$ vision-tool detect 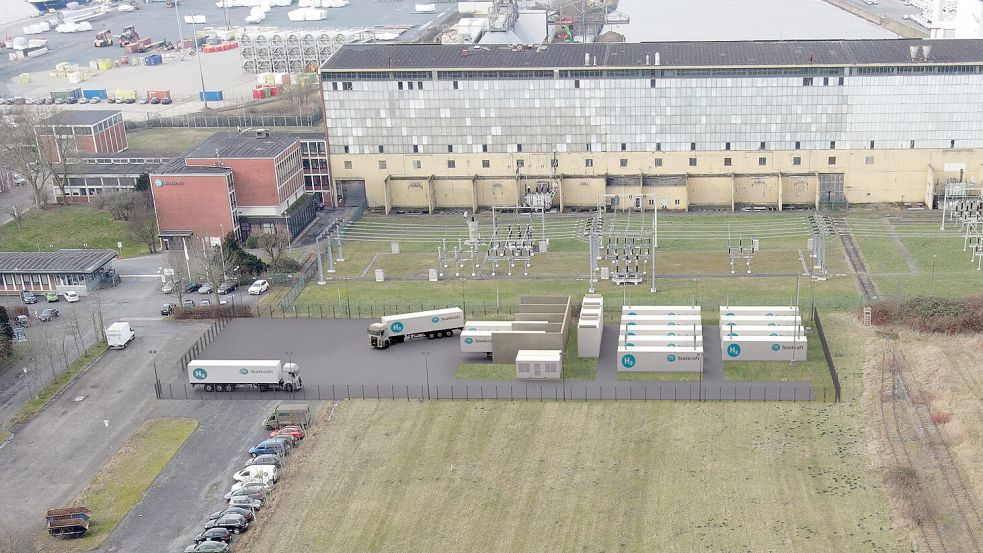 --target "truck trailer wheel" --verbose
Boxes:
[427,332,435,339]
[204,384,214,392]
[284,384,294,392]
